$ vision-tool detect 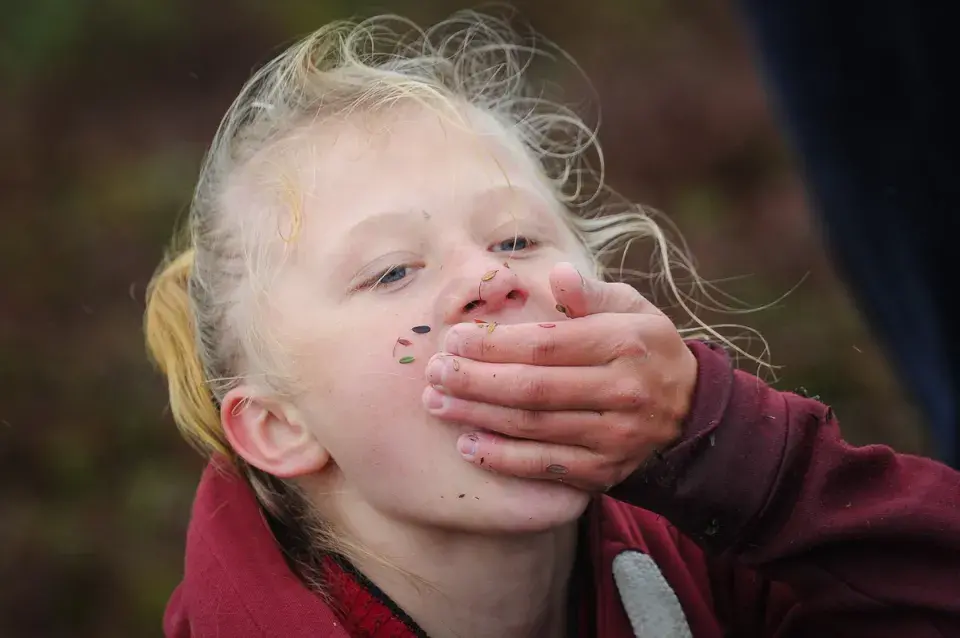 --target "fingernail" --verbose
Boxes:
[458,433,479,459]
[422,386,446,411]
[425,356,449,386]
